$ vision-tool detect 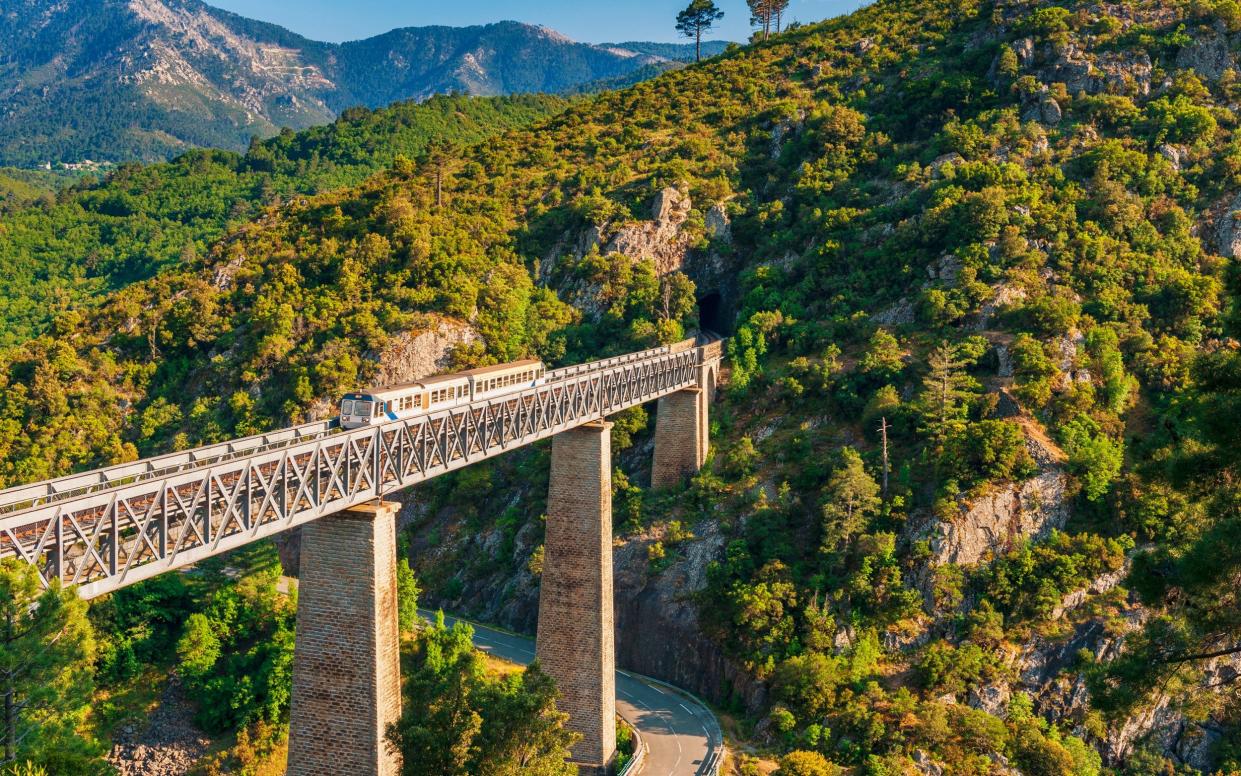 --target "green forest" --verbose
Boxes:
[0,94,566,348]
[1,0,1240,772]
